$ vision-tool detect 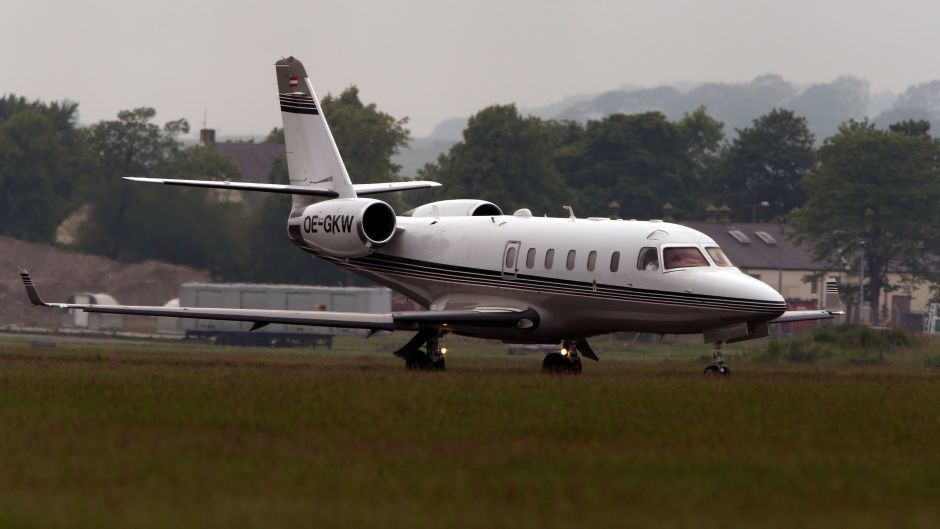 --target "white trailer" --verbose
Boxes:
[176,283,392,347]
[61,293,123,330]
